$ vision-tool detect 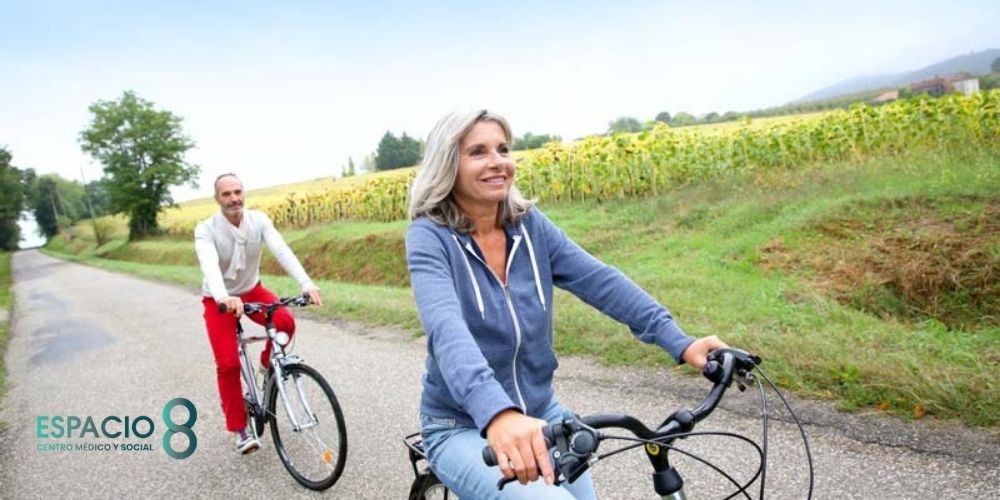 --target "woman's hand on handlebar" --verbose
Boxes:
[220,296,245,318]
[682,335,728,369]
[303,287,323,307]
[485,409,555,486]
